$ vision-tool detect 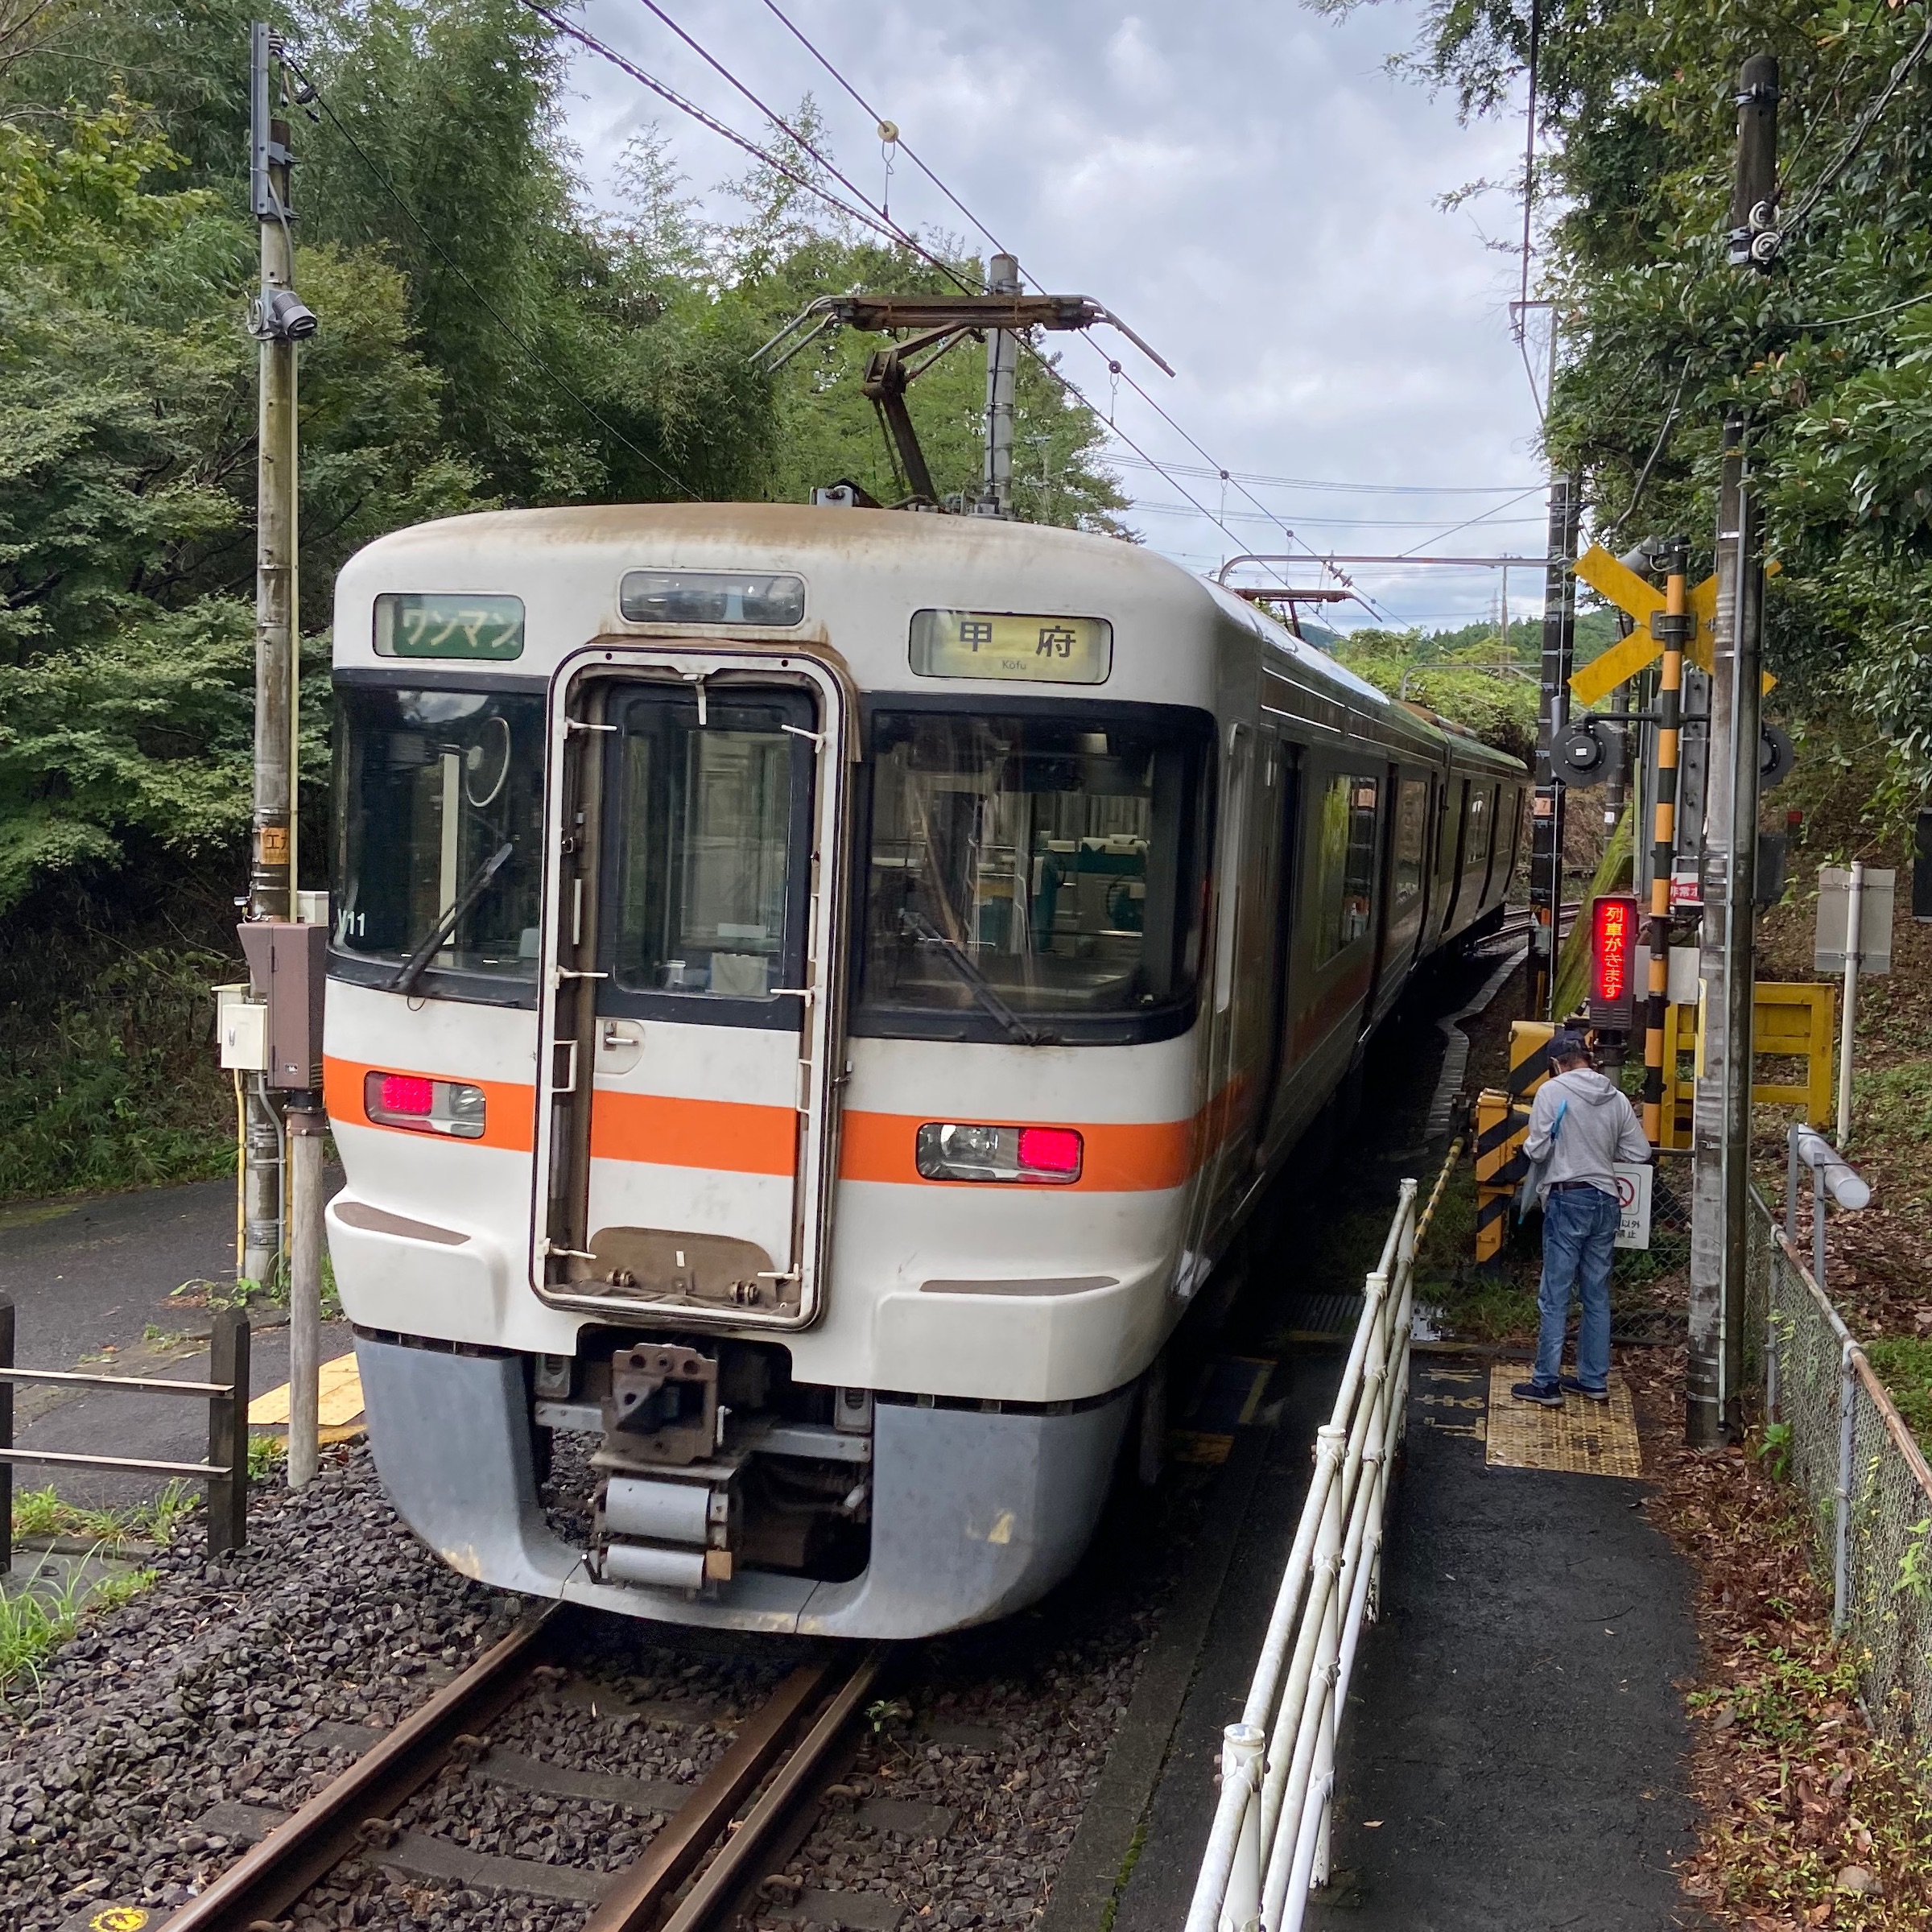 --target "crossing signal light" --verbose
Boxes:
[1588,894,1640,1030]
